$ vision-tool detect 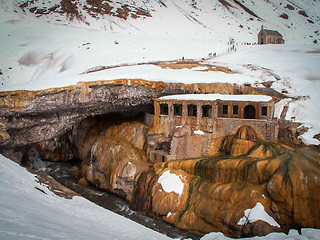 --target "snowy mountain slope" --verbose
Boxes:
[1,0,320,43]
[0,154,171,240]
